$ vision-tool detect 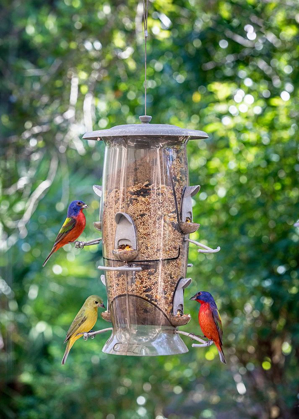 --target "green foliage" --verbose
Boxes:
[1,0,299,418]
